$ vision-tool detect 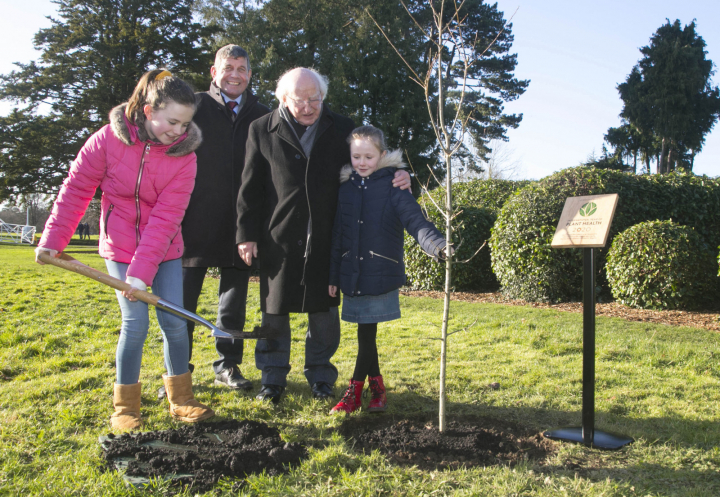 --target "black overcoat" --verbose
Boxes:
[181,84,270,268]
[236,105,355,314]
